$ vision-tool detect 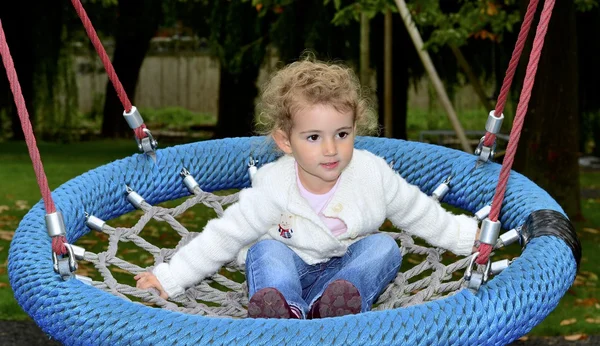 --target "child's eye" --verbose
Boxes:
[337,131,349,139]
[307,134,320,142]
